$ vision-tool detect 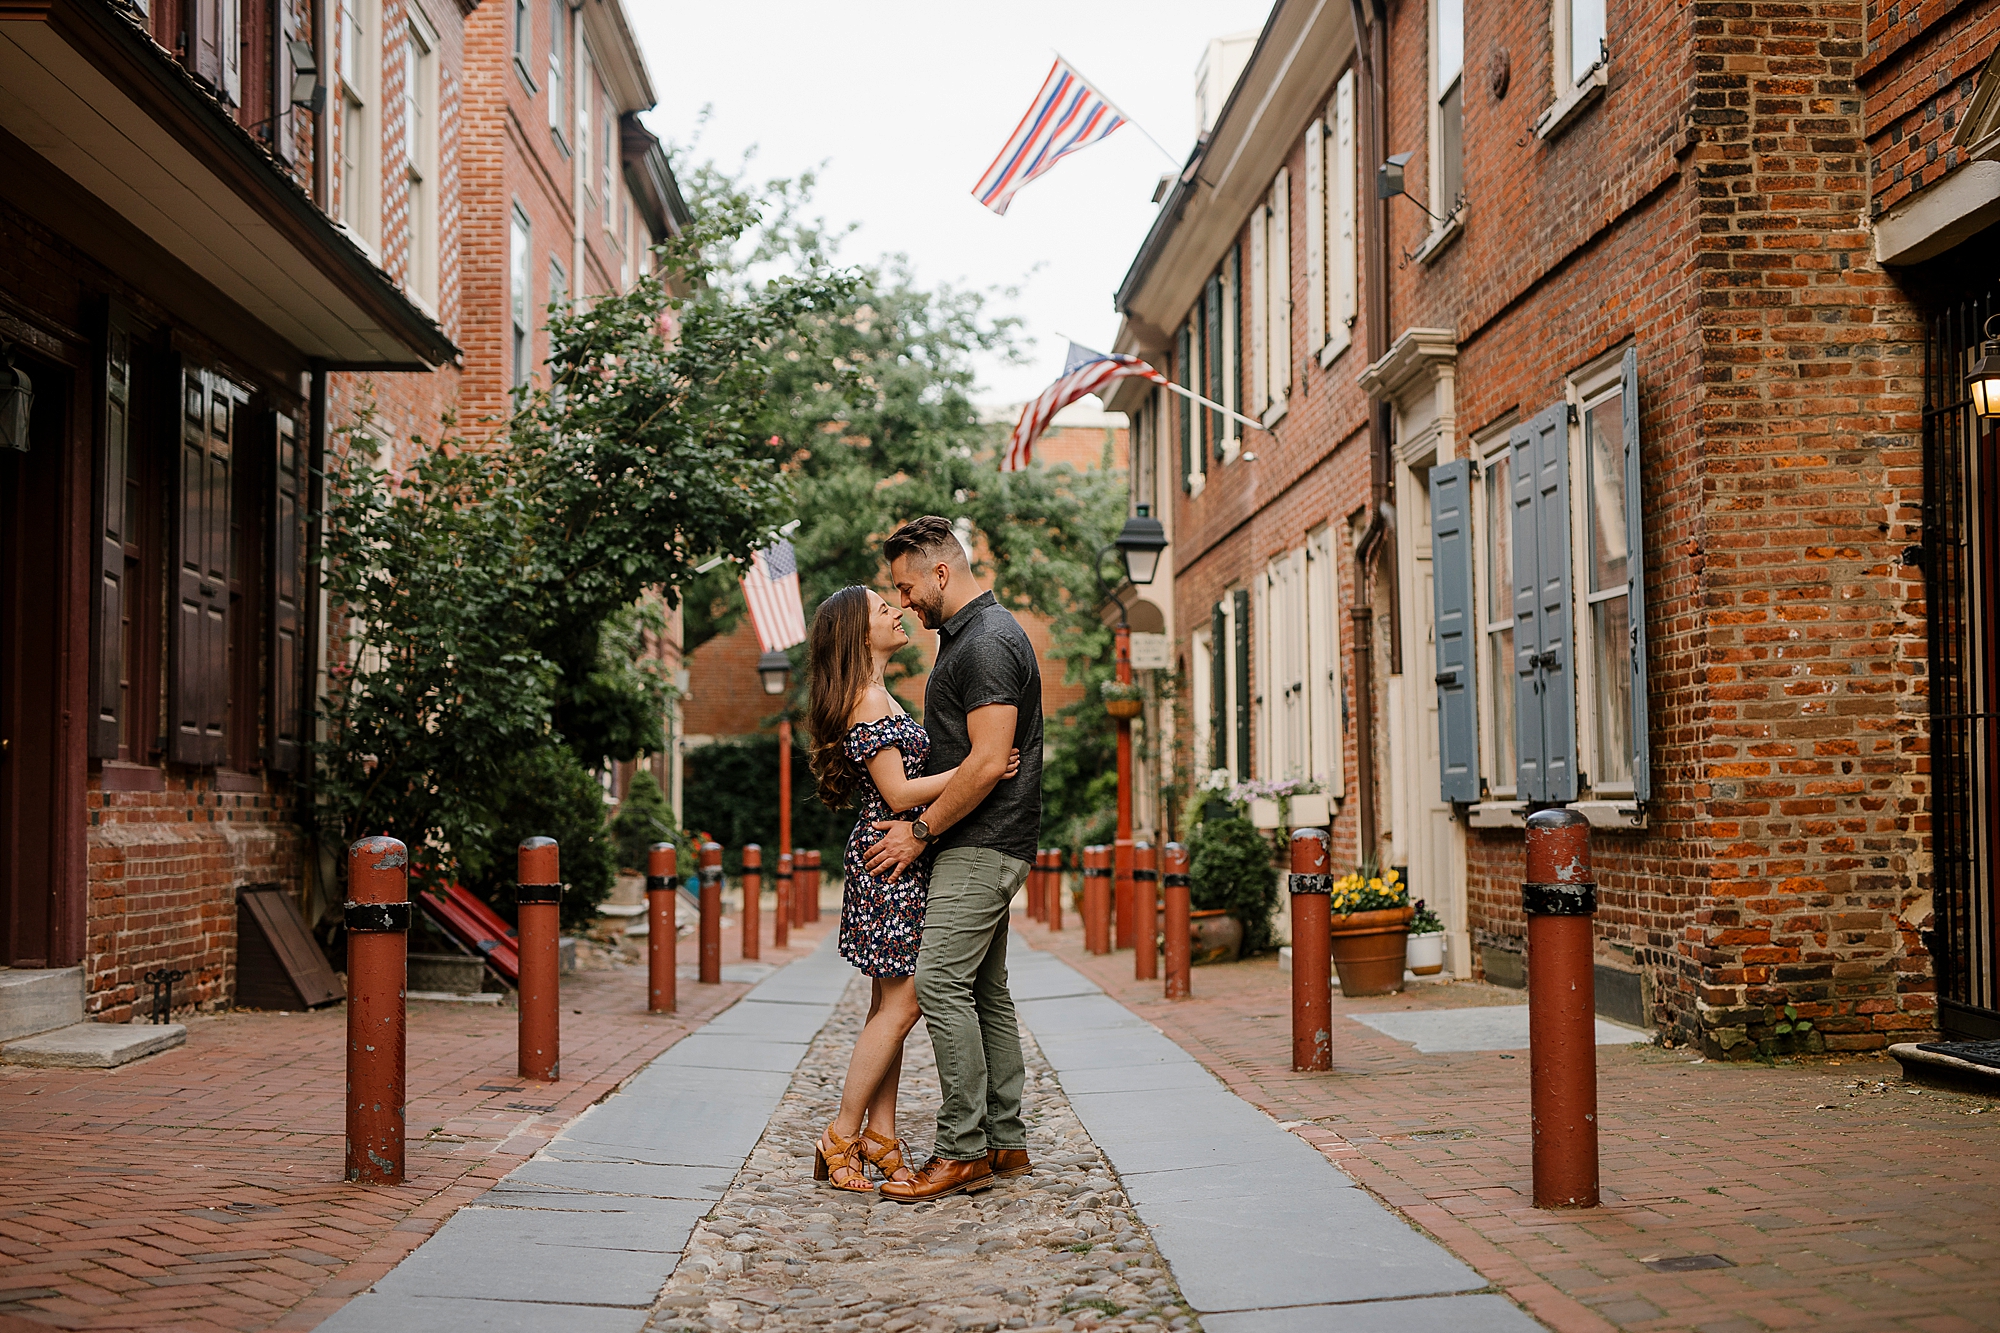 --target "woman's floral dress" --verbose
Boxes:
[839,713,932,978]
